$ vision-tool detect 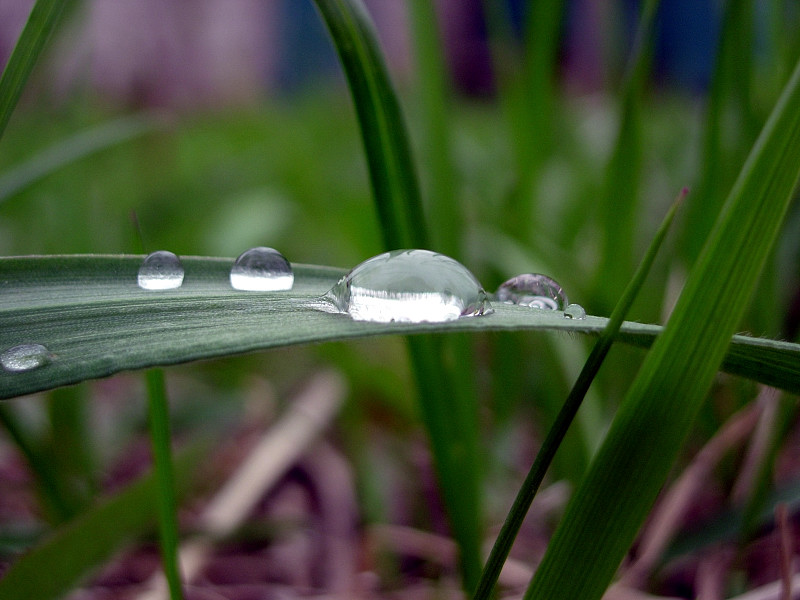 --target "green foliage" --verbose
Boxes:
[525,56,800,600]
[1,1,800,599]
